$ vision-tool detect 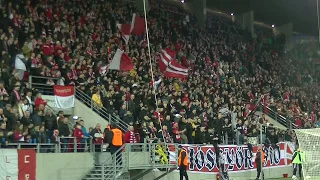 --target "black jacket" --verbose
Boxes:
[58,123,70,137]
